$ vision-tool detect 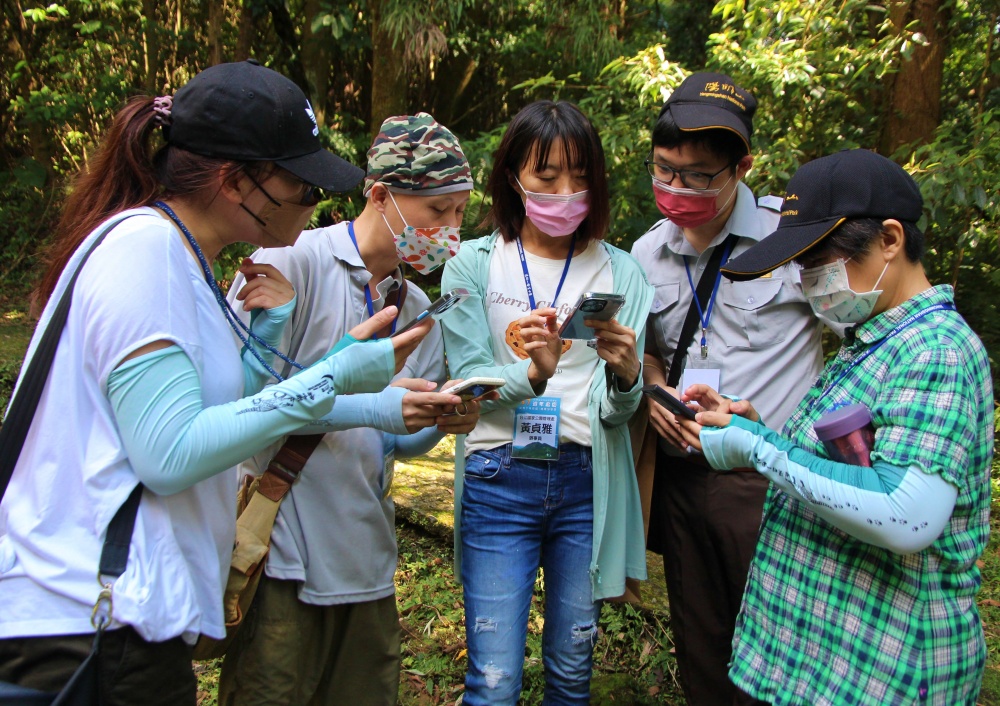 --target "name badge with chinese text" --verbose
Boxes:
[512,397,560,460]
